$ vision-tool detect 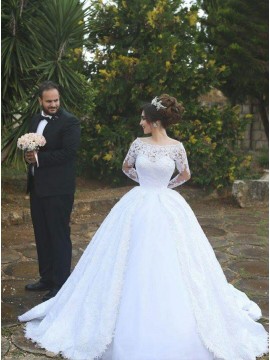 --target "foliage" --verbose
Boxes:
[255,148,269,169]
[172,105,252,188]
[80,103,250,188]
[2,0,254,190]
[2,0,38,113]
[79,0,249,188]
[79,117,133,182]
[2,0,93,165]
[86,0,219,109]
[198,0,269,138]
[81,0,220,184]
